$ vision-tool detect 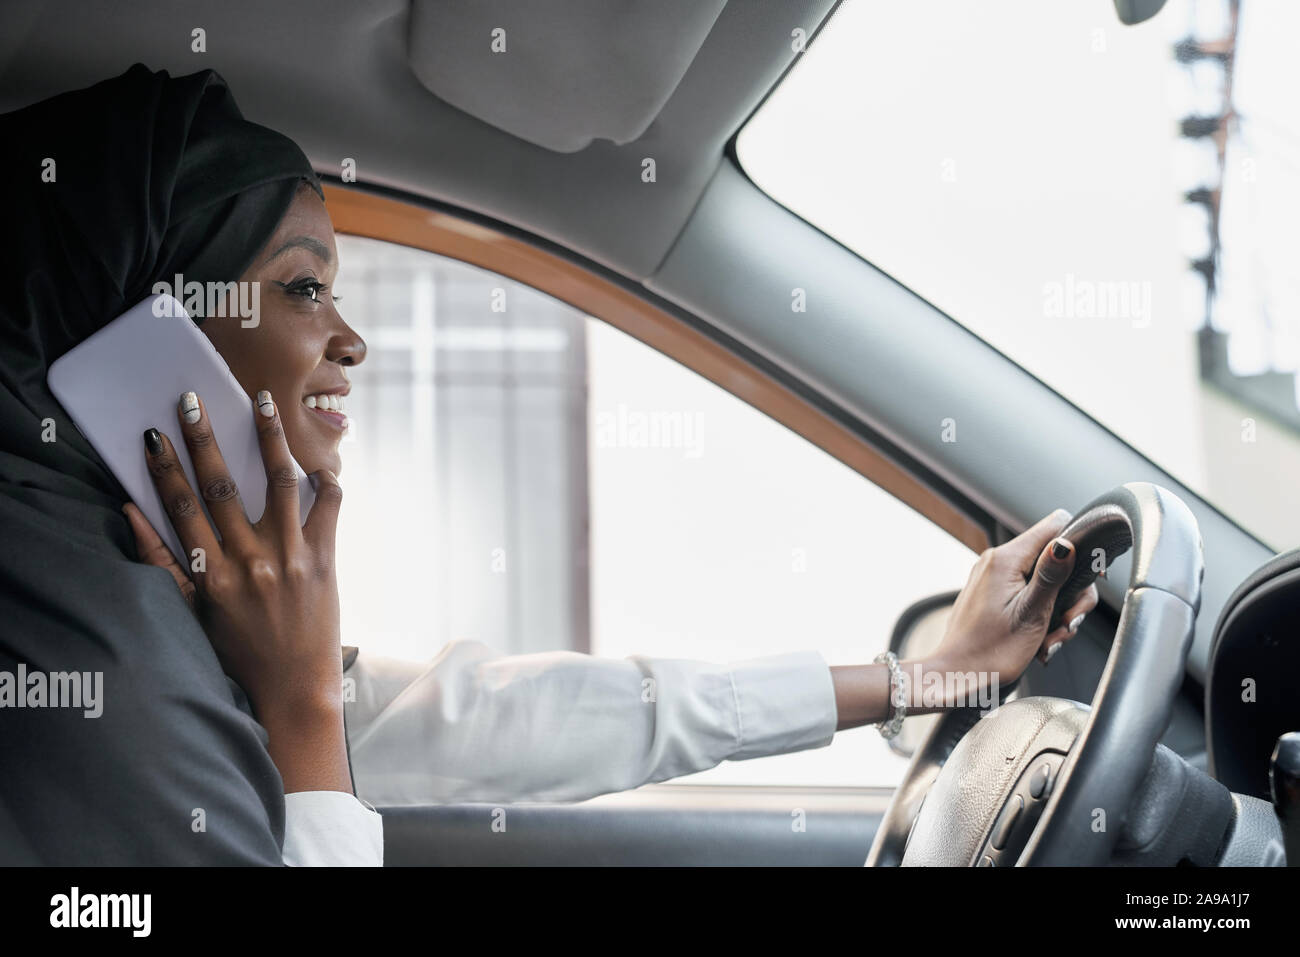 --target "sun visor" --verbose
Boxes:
[407,0,727,153]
